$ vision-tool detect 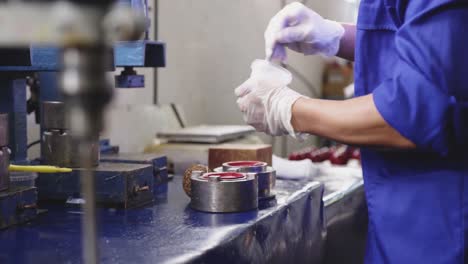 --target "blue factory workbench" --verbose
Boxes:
[0,176,329,264]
